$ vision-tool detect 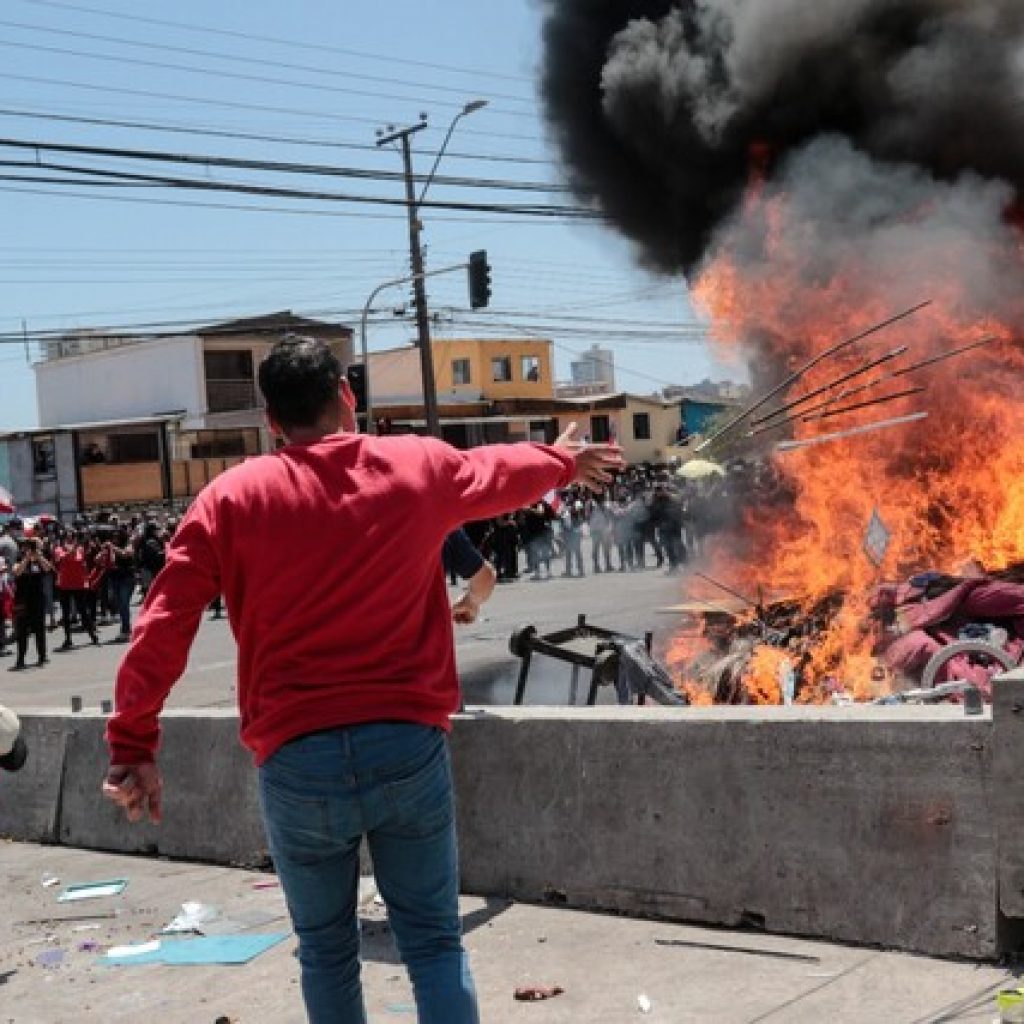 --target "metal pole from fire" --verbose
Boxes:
[376,101,487,438]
